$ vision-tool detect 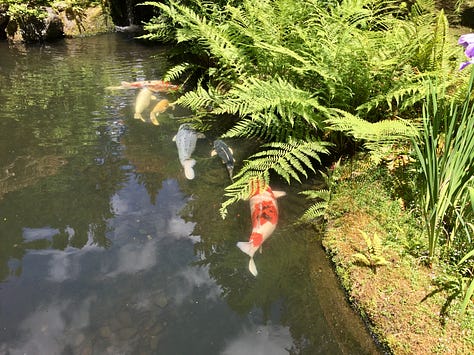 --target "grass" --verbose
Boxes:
[320,156,474,354]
